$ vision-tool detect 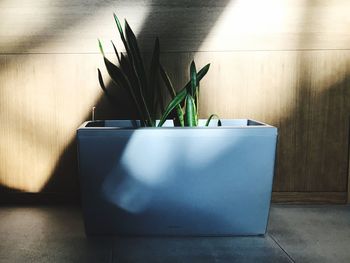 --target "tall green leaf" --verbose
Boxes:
[113,13,129,54]
[190,61,199,115]
[179,63,210,98]
[119,53,152,126]
[102,55,152,124]
[113,14,153,125]
[124,20,150,108]
[159,65,184,126]
[160,65,176,97]
[185,94,197,127]
[149,38,163,116]
[190,61,197,96]
[123,20,154,126]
